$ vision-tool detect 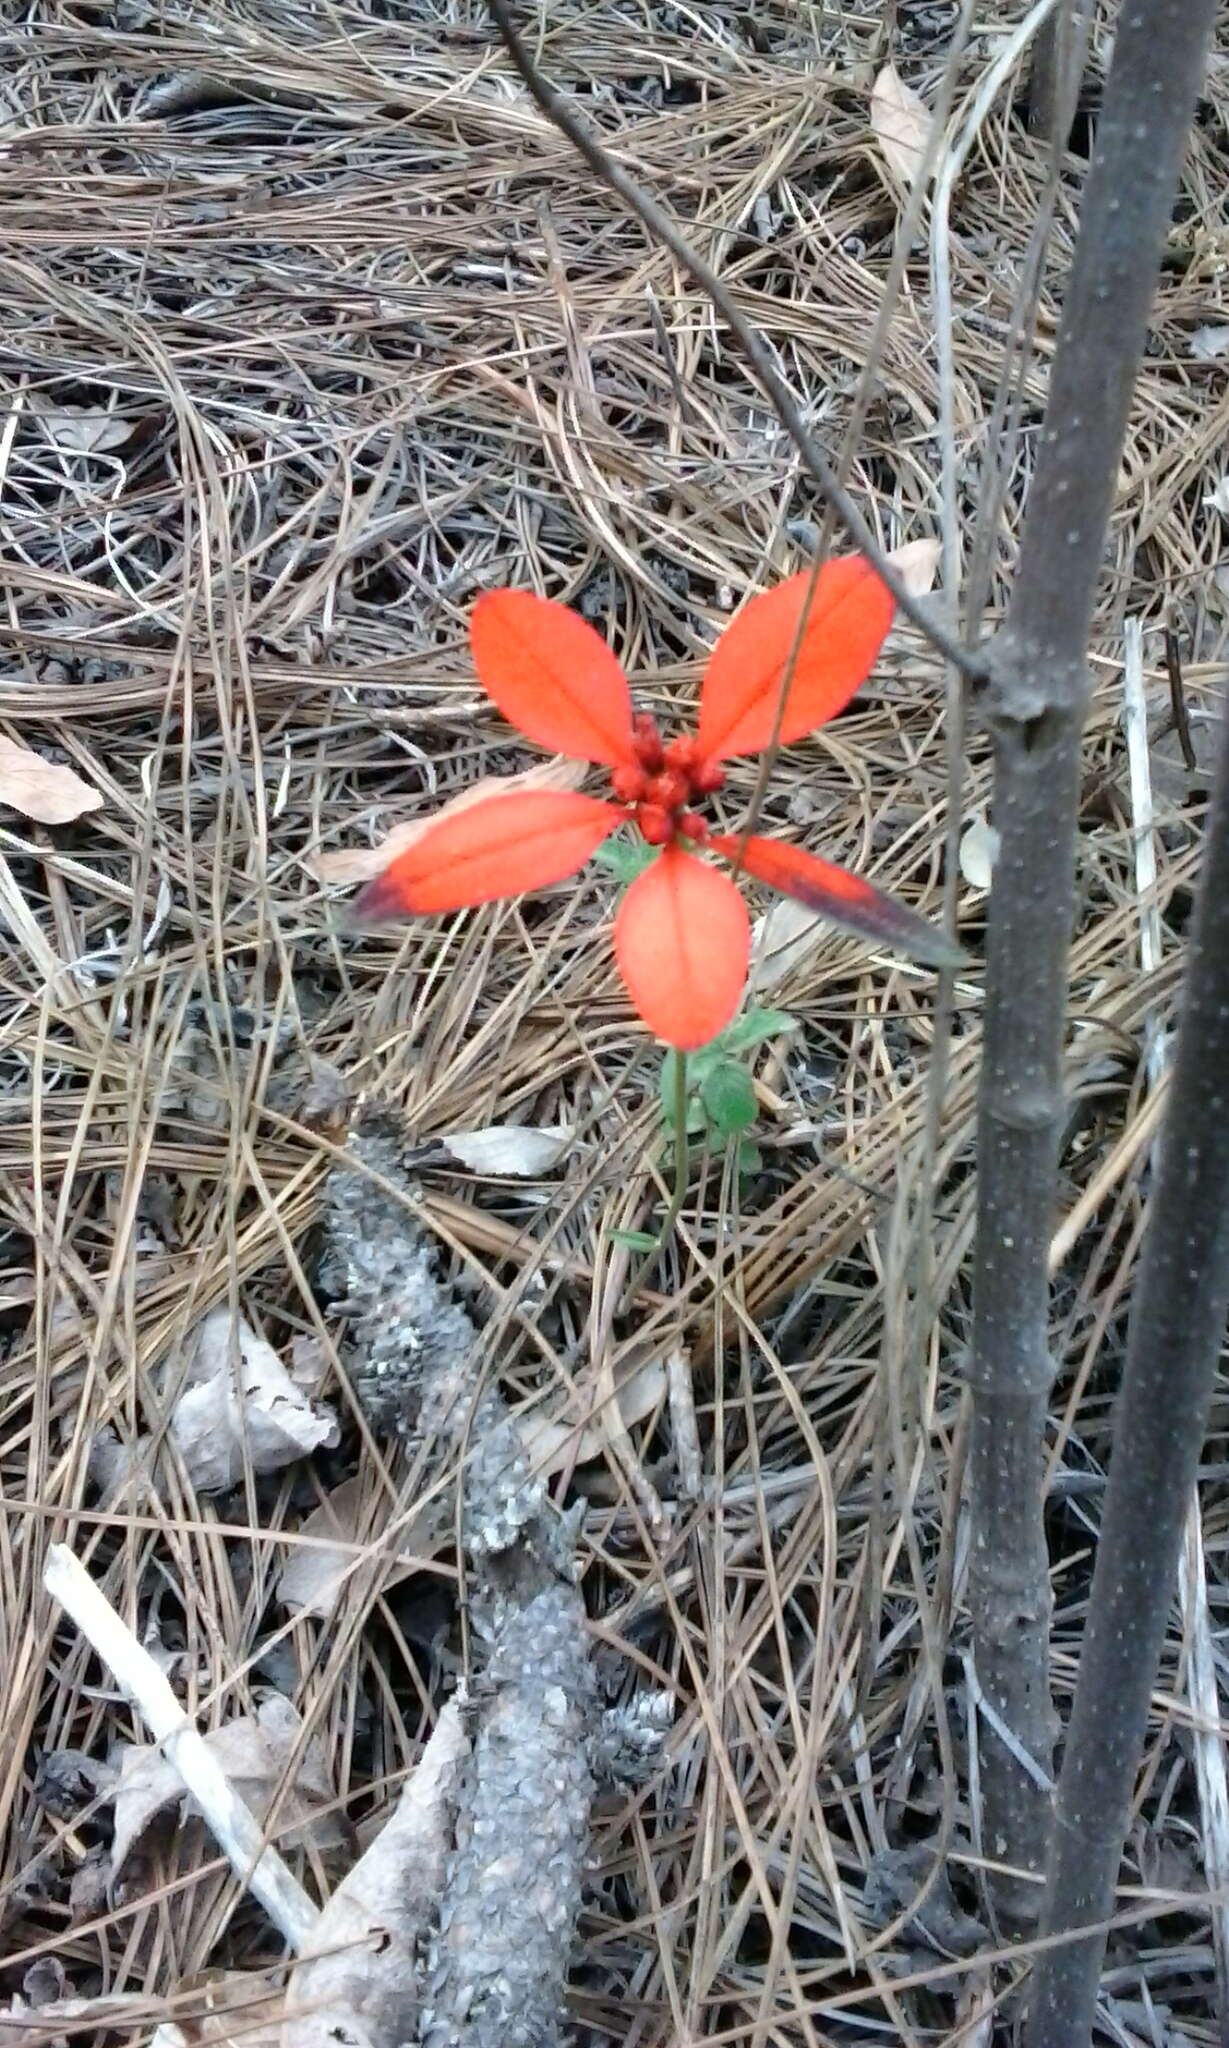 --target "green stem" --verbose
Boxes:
[628,1050,689,1294]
